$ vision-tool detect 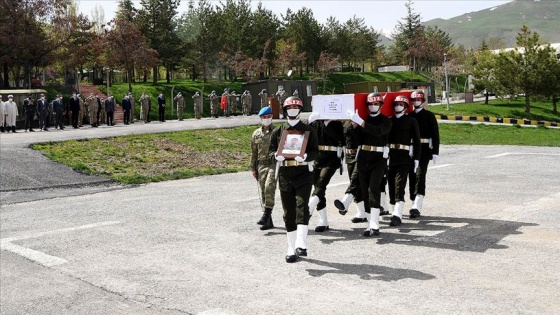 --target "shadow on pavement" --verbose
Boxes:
[303,258,436,281]
[318,215,538,253]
